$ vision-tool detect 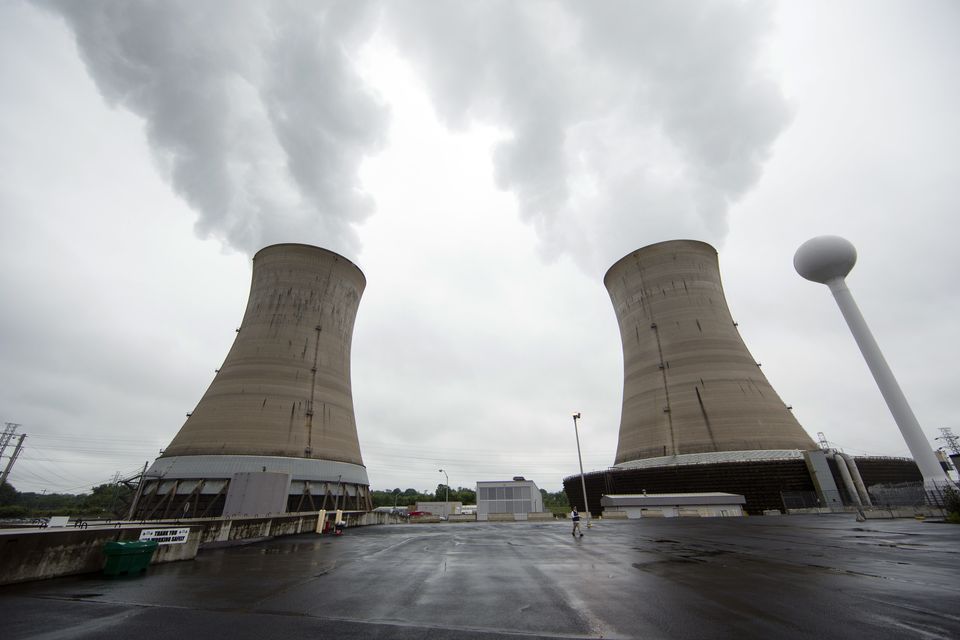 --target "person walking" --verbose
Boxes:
[571,508,583,537]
